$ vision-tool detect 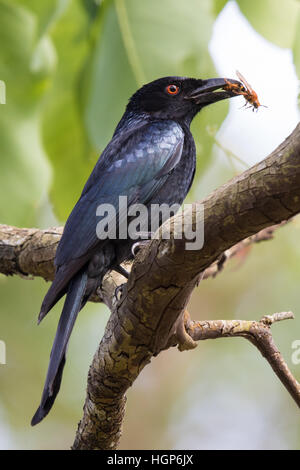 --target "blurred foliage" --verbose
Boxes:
[0,0,299,450]
[213,0,229,16]
[293,12,300,85]
[0,1,52,226]
[1,0,300,222]
[0,0,232,222]
[236,0,299,48]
